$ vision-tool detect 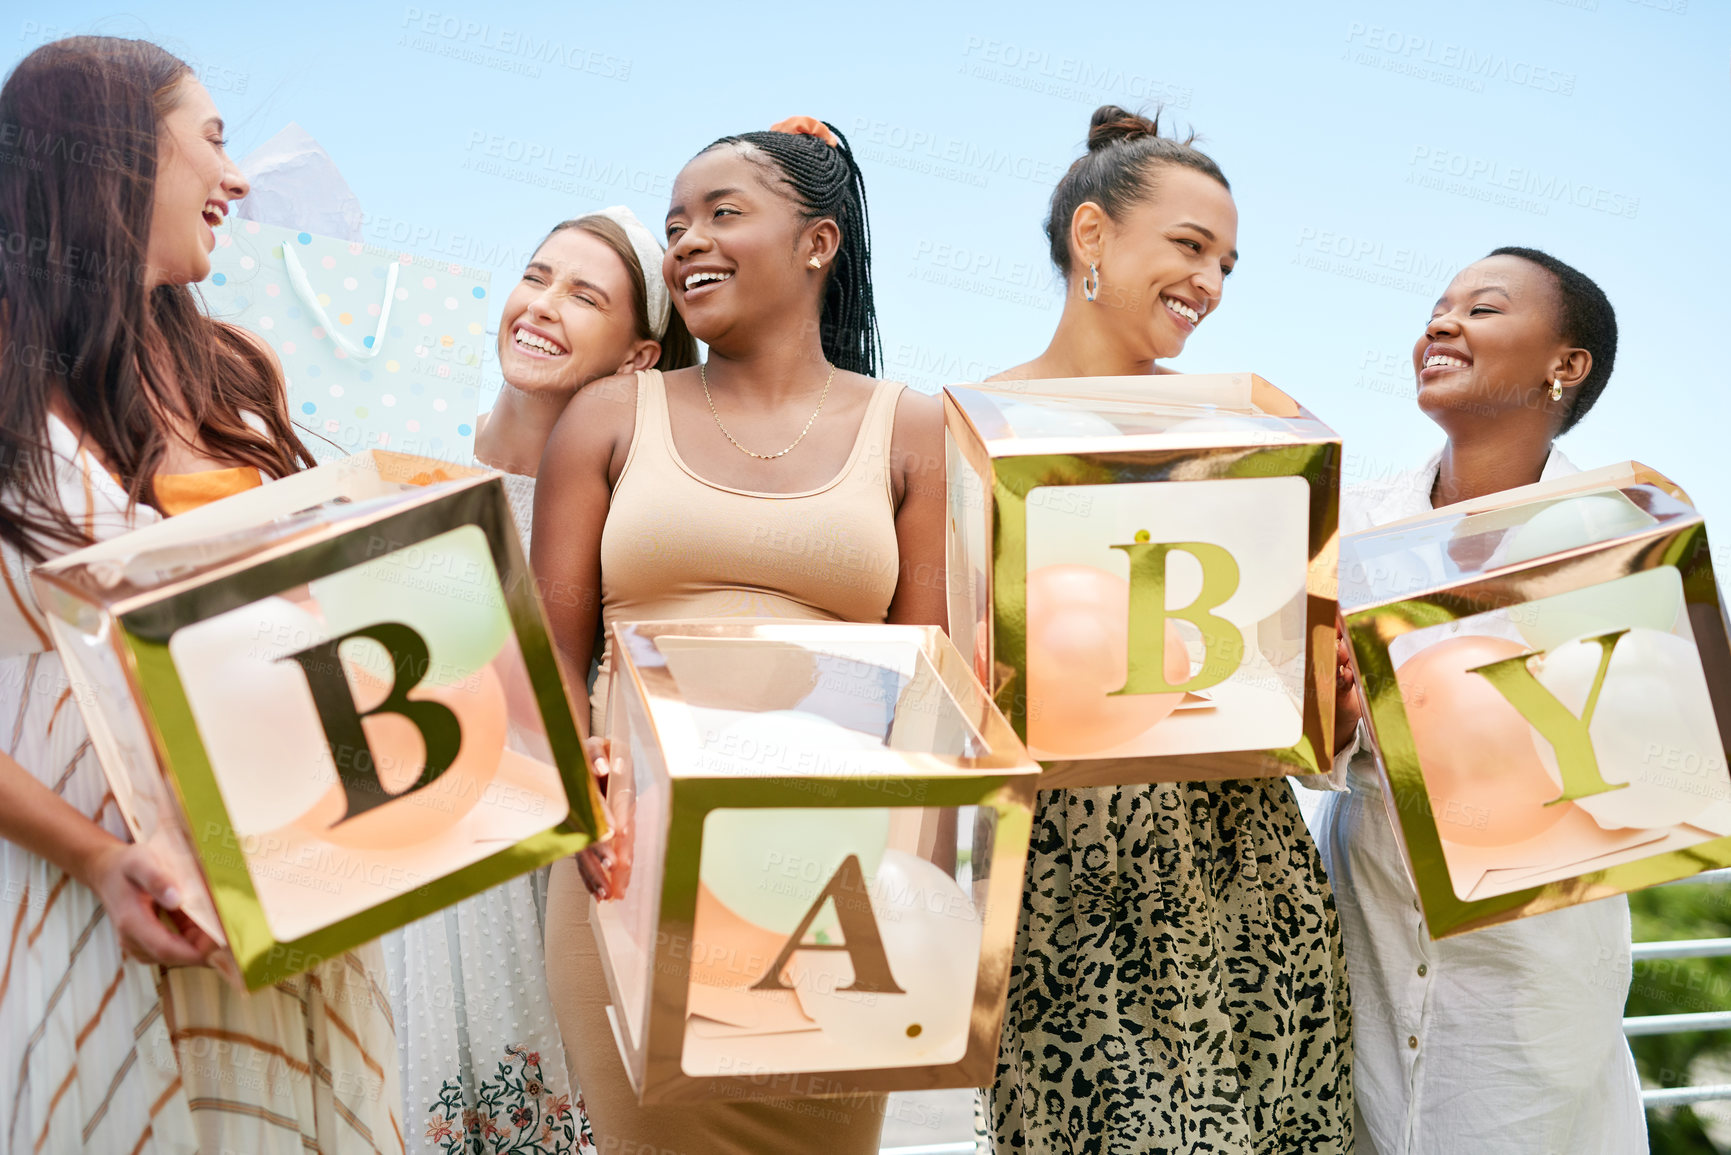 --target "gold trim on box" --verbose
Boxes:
[32,456,606,988]
[944,374,1341,786]
[1342,467,1731,938]
[593,619,1040,1103]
